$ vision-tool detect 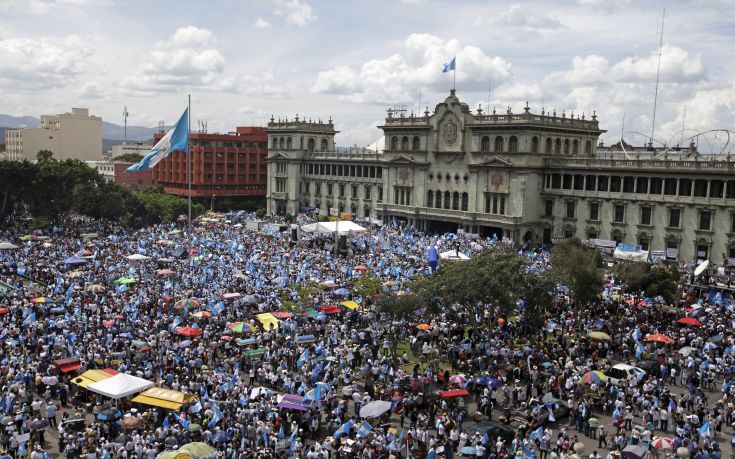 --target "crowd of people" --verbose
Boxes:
[0,211,733,459]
